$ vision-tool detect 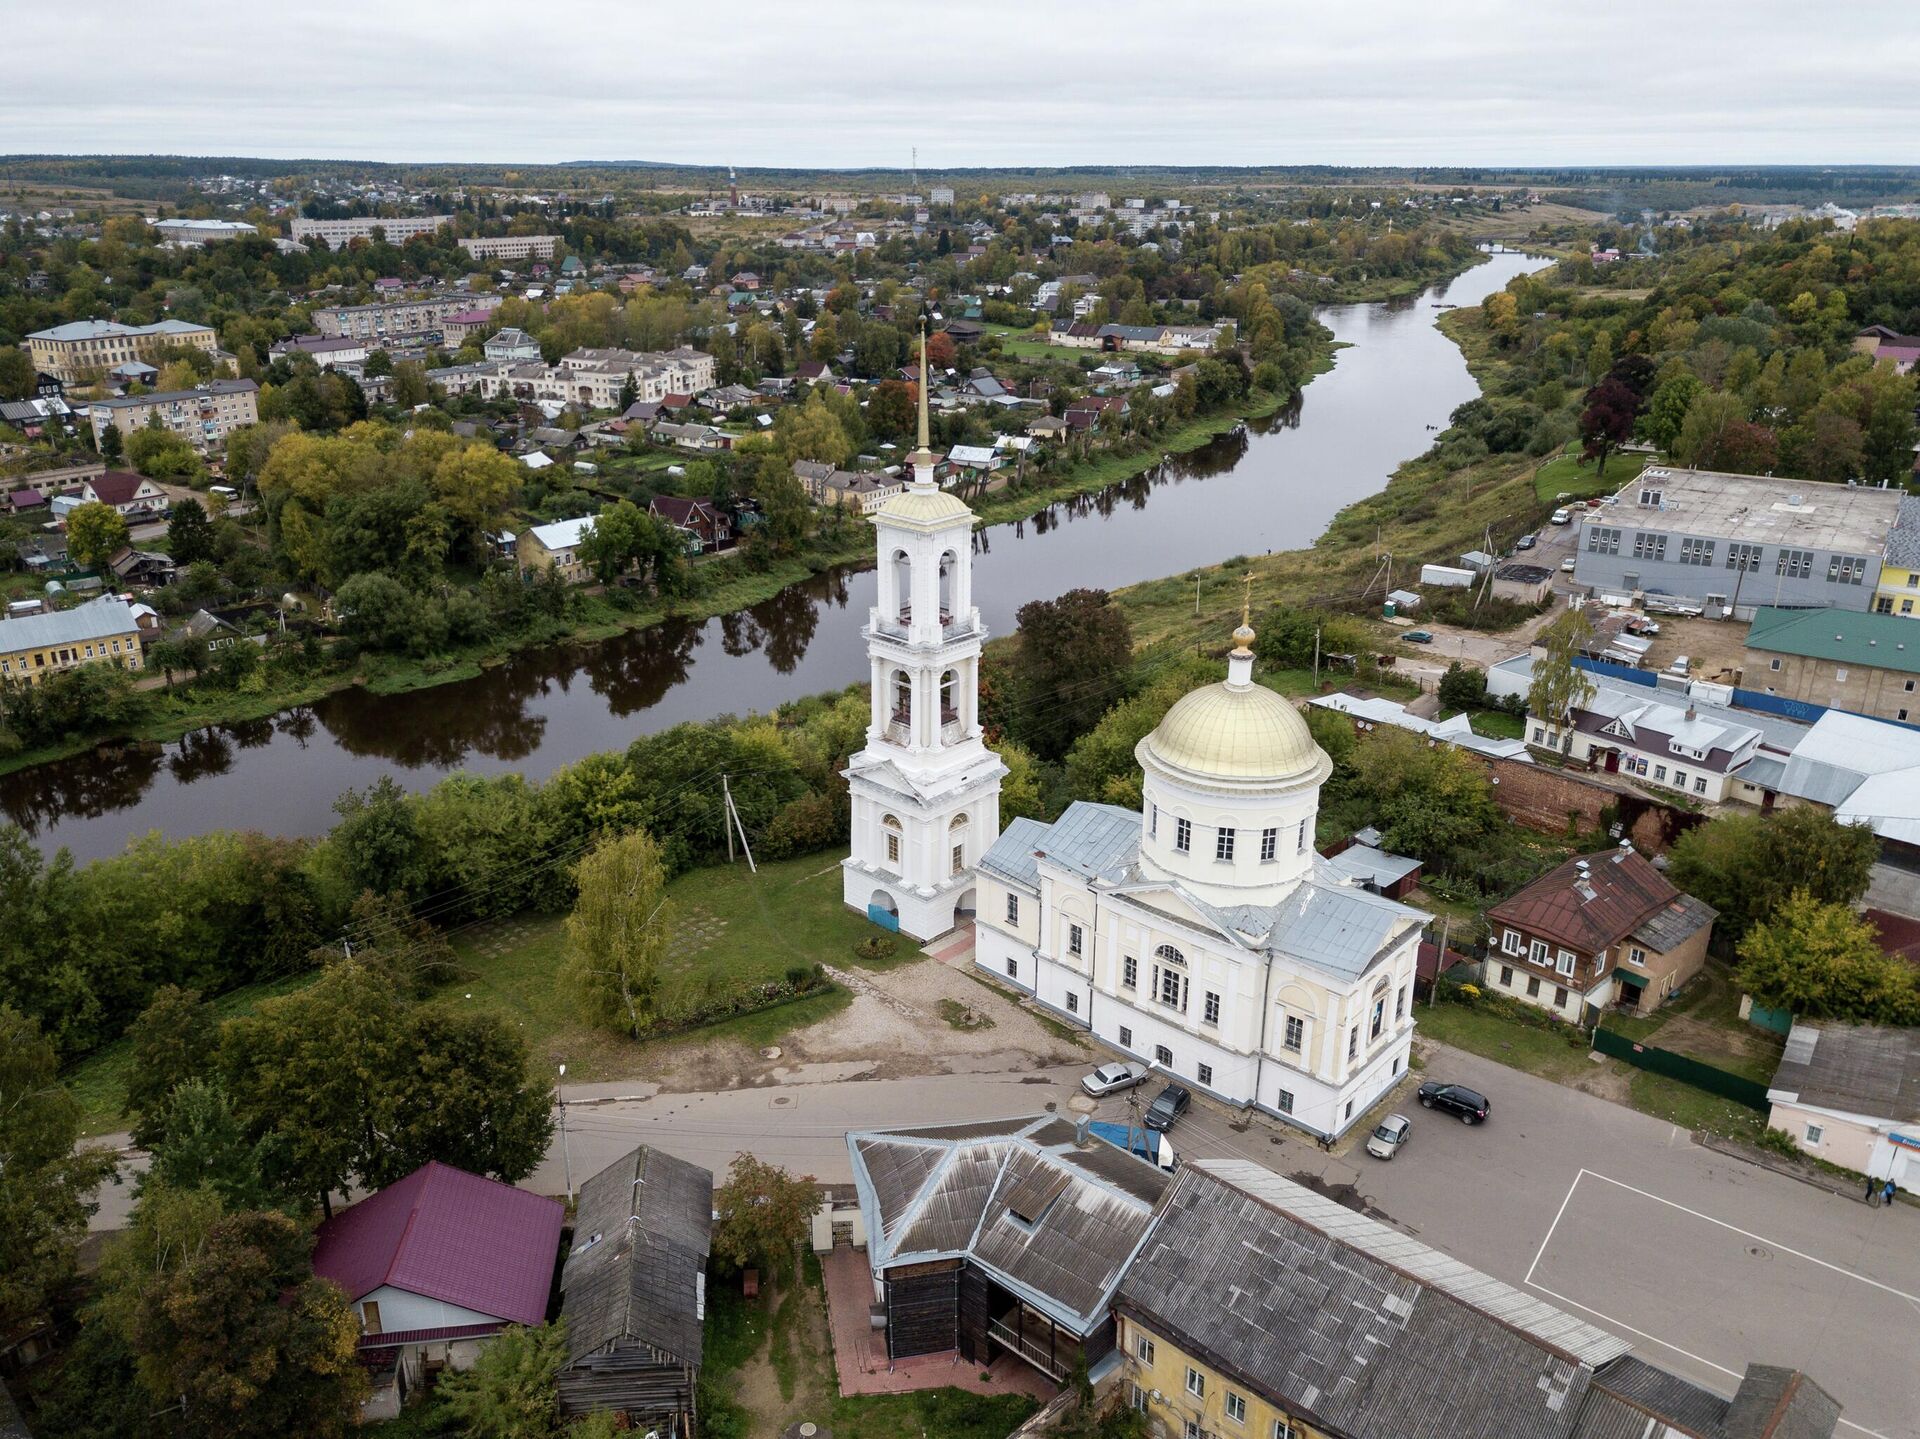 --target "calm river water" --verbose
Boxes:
[3,250,1549,860]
